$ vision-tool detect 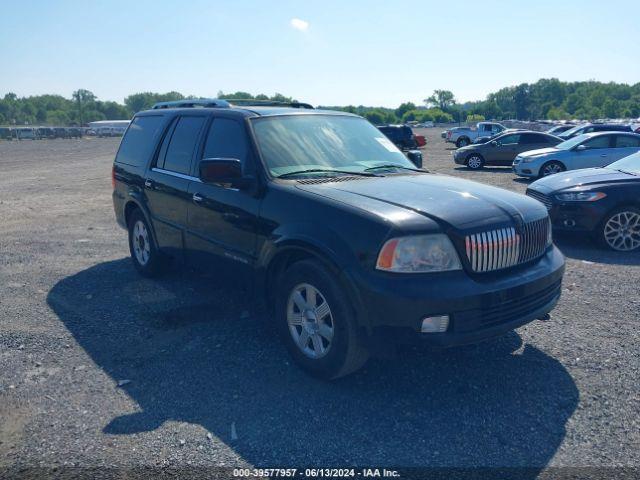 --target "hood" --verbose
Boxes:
[529,167,638,193]
[295,174,547,231]
[518,147,561,159]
